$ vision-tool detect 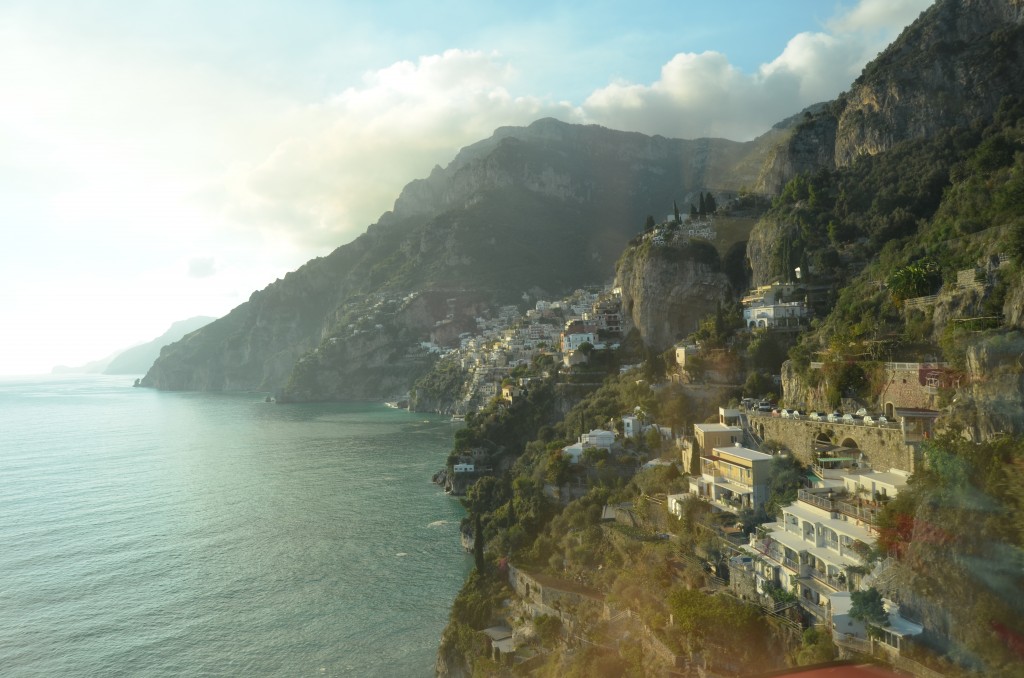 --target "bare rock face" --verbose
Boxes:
[757,0,1024,195]
[616,238,731,352]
